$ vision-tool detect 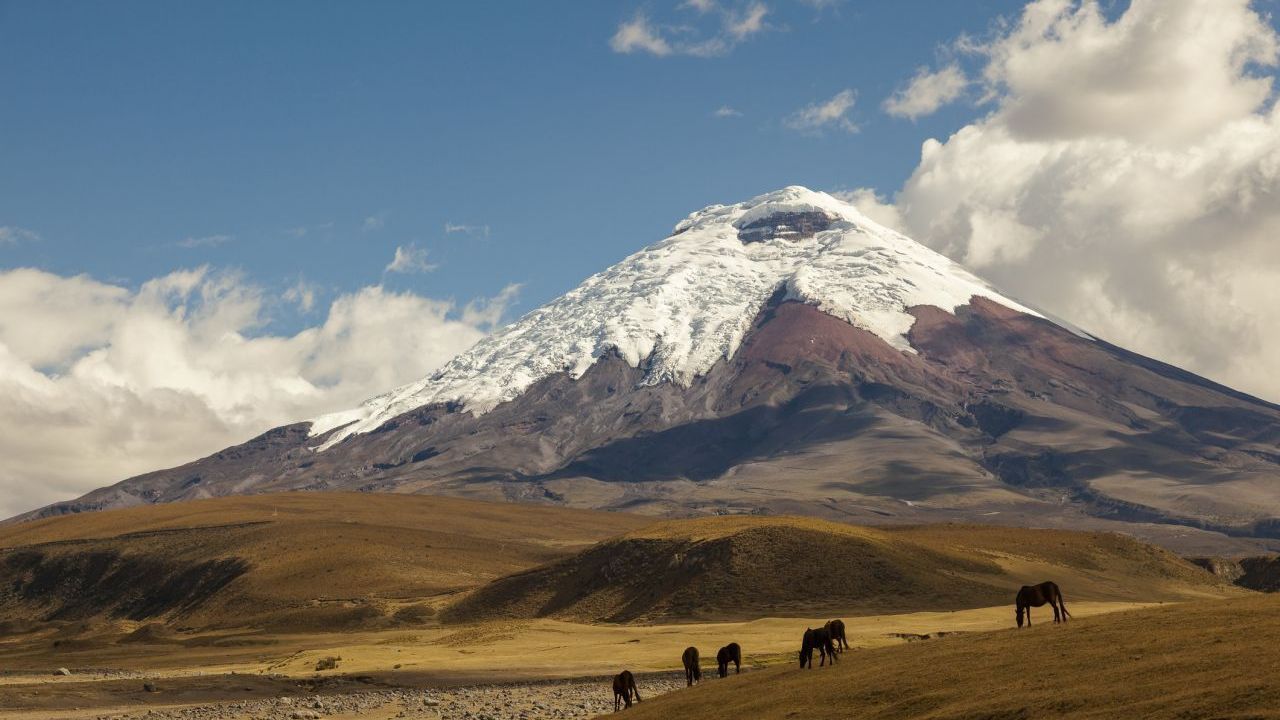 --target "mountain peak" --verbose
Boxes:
[673,185,859,239]
[309,187,1038,446]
